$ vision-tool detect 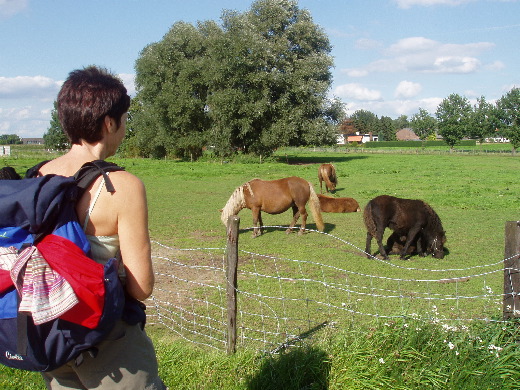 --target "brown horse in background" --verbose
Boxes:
[317,194,360,213]
[221,177,324,237]
[318,163,337,193]
[364,195,446,260]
